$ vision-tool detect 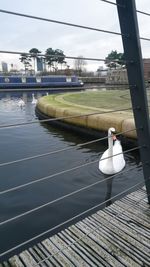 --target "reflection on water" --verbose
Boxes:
[0,91,142,260]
